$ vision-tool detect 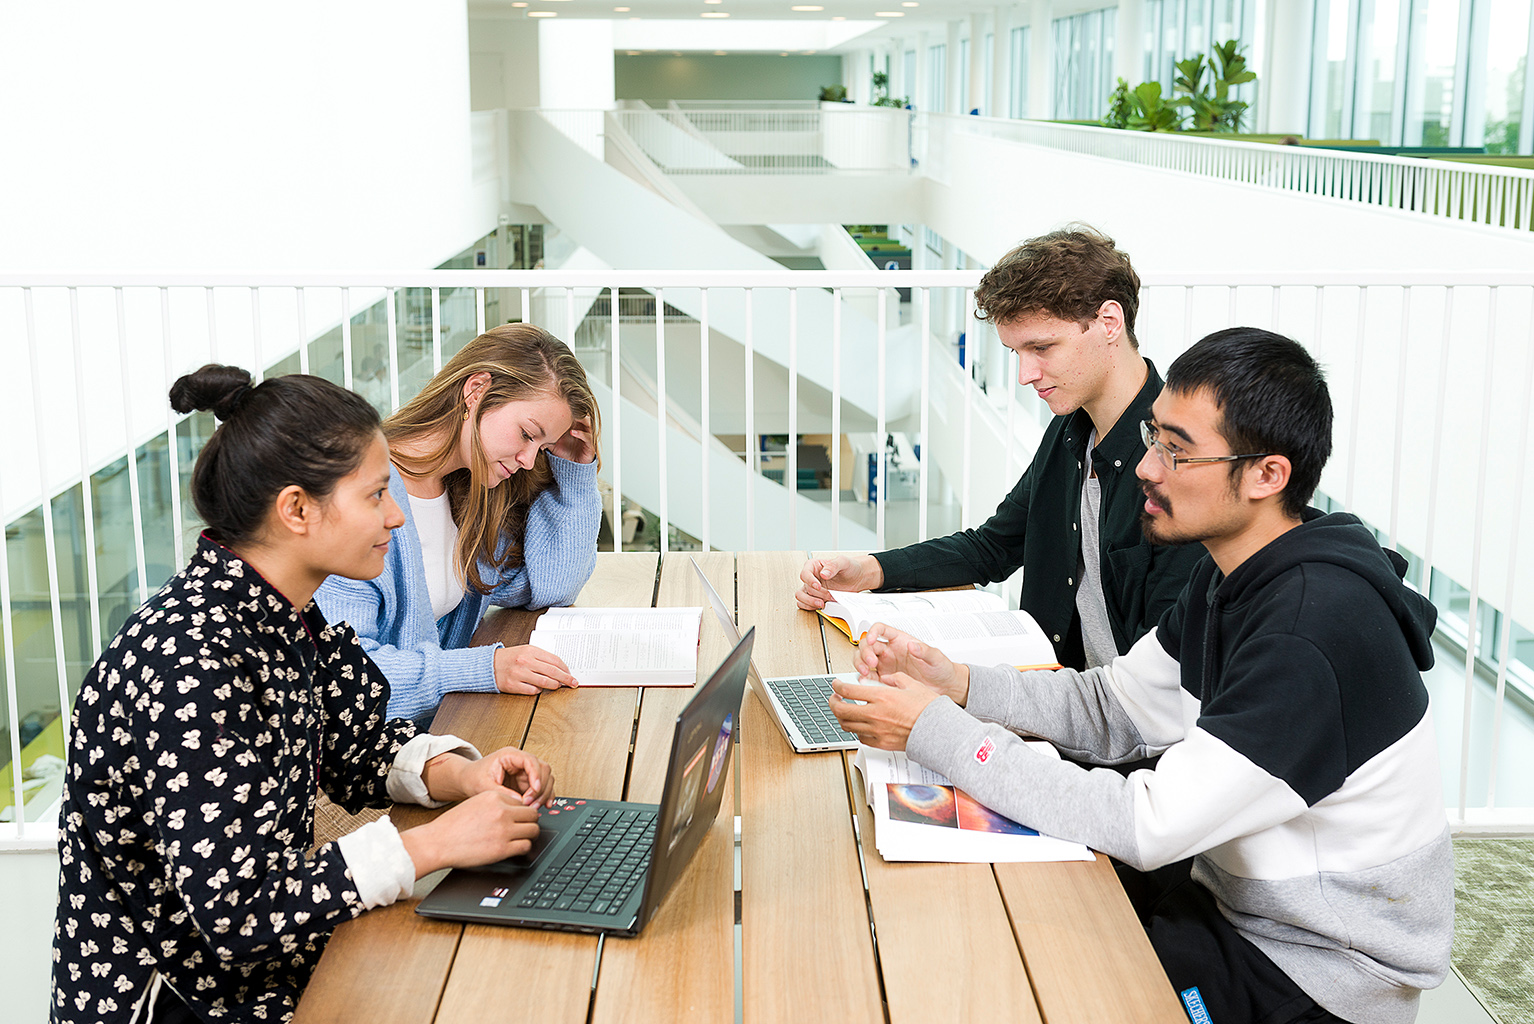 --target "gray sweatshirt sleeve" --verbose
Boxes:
[906,699,1144,865]
[906,629,1310,871]
[960,626,1190,764]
